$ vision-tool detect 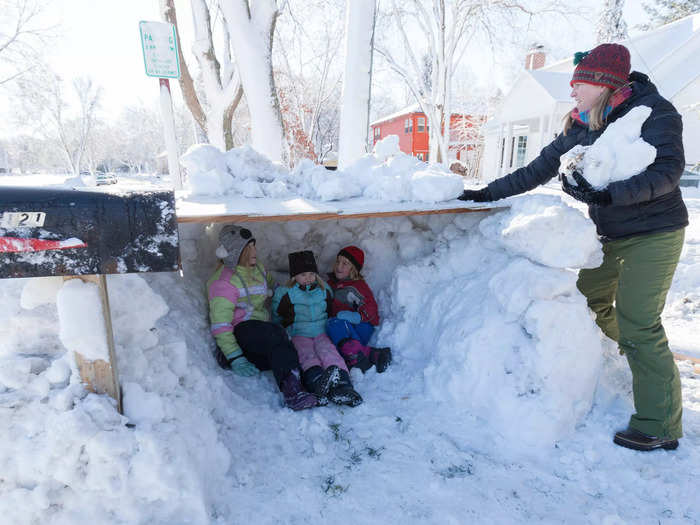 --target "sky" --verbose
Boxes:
[0,0,652,139]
